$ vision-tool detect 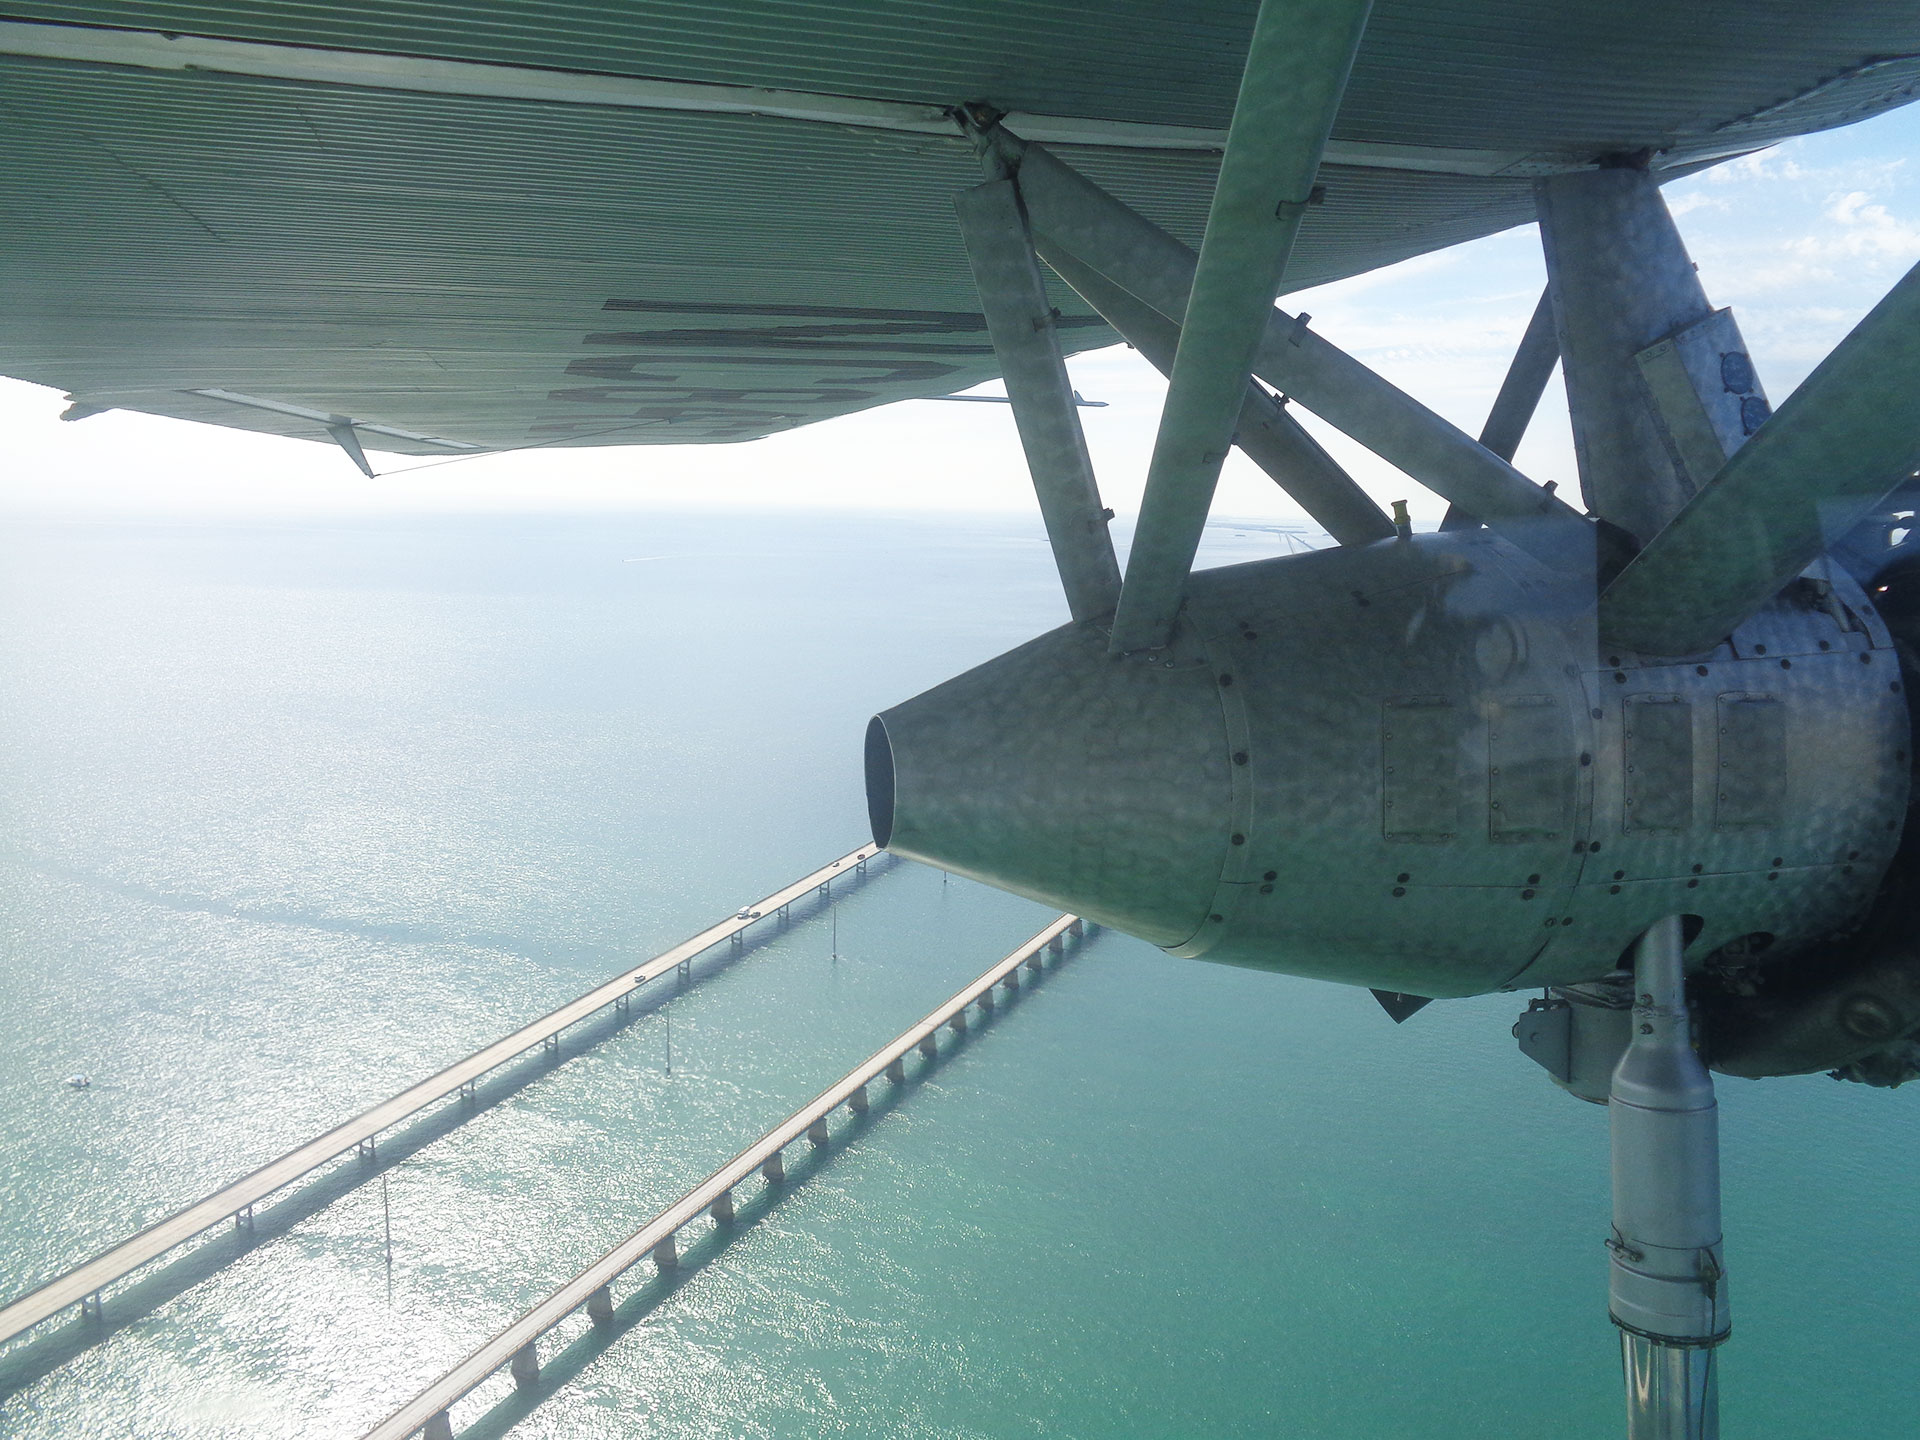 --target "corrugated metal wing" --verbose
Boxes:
[3,2,1917,454]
